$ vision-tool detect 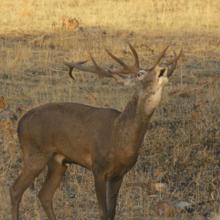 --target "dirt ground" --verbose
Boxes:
[0,27,219,220]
